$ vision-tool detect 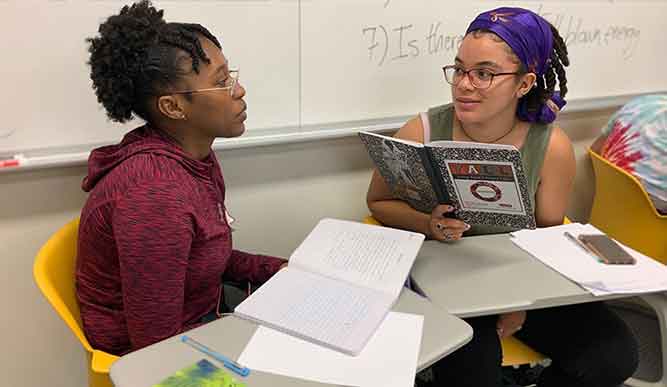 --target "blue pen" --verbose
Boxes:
[563,231,601,262]
[181,335,250,377]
